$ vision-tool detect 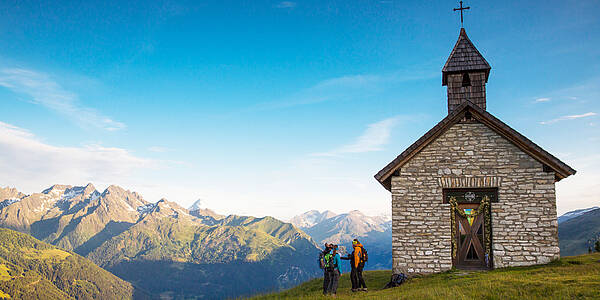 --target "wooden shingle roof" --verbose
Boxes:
[442,28,491,85]
[374,101,576,191]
